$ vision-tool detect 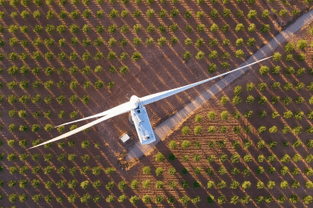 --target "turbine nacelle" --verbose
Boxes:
[130,95,140,108]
